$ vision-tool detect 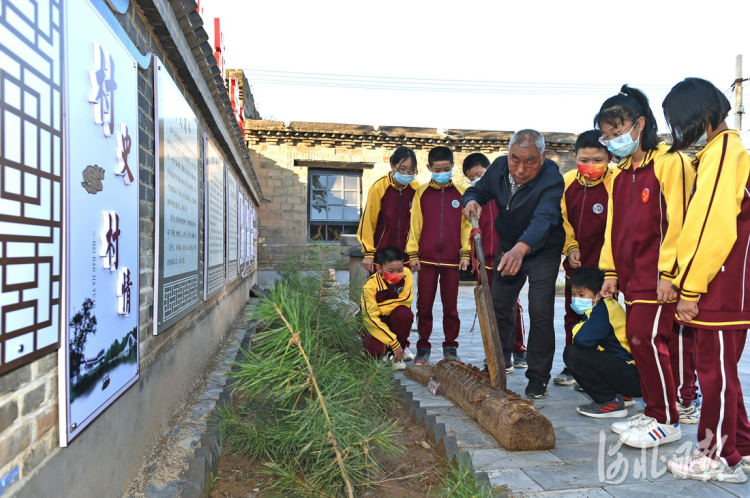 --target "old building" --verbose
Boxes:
[244,121,577,273]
